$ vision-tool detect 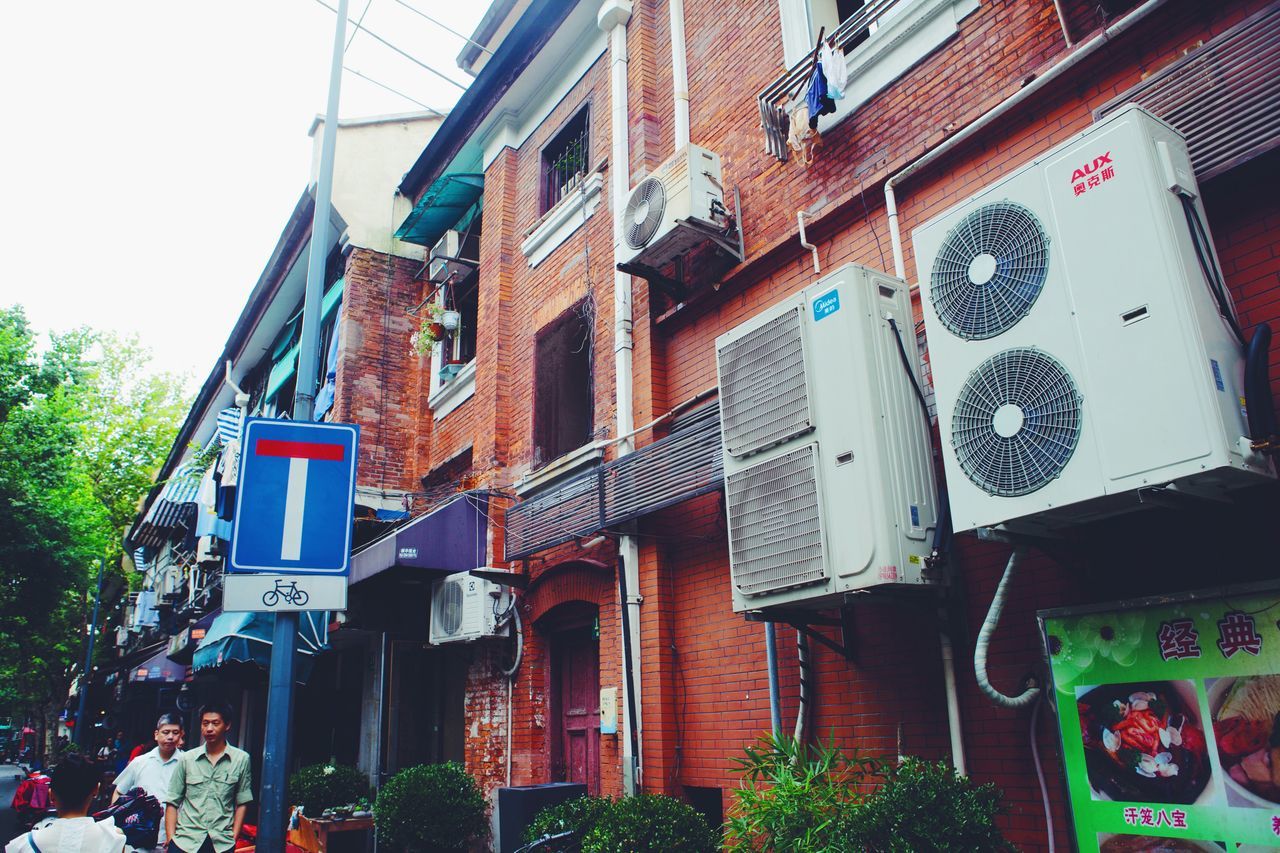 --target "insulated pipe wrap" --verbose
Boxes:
[974,548,1041,709]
